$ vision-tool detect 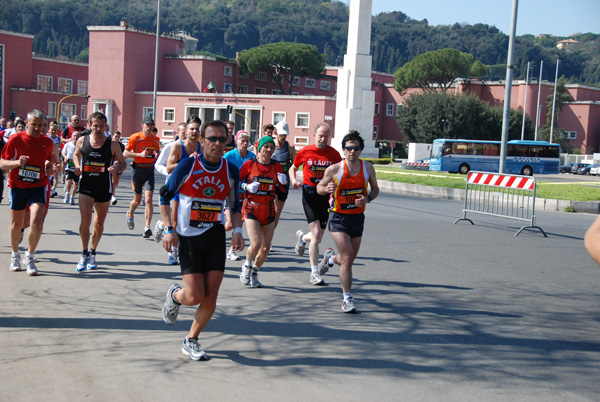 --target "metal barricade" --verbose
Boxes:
[454,171,547,237]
